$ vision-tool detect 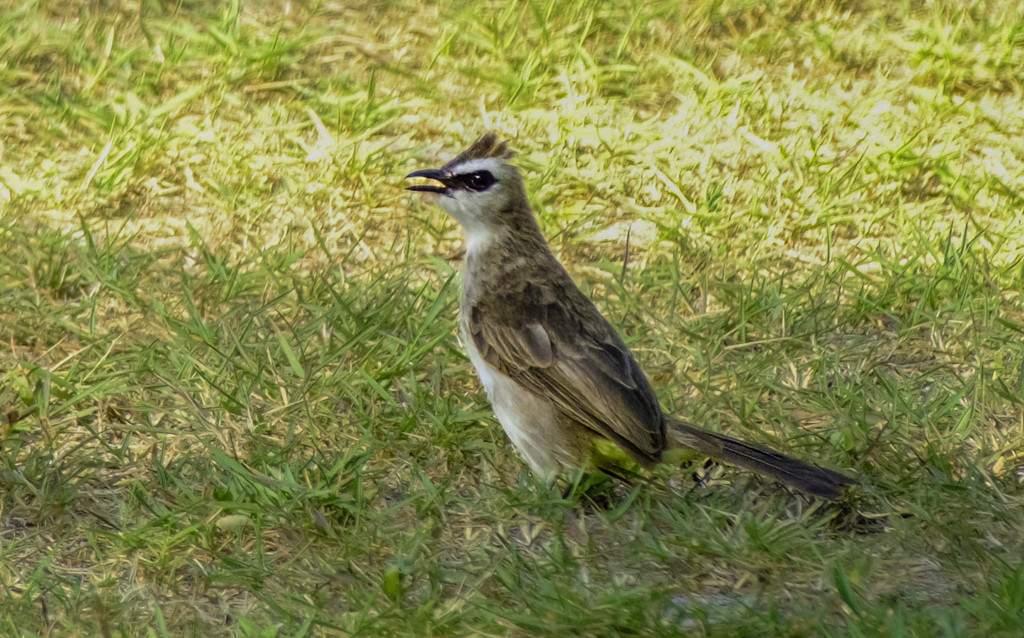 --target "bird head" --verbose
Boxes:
[406,132,532,247]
